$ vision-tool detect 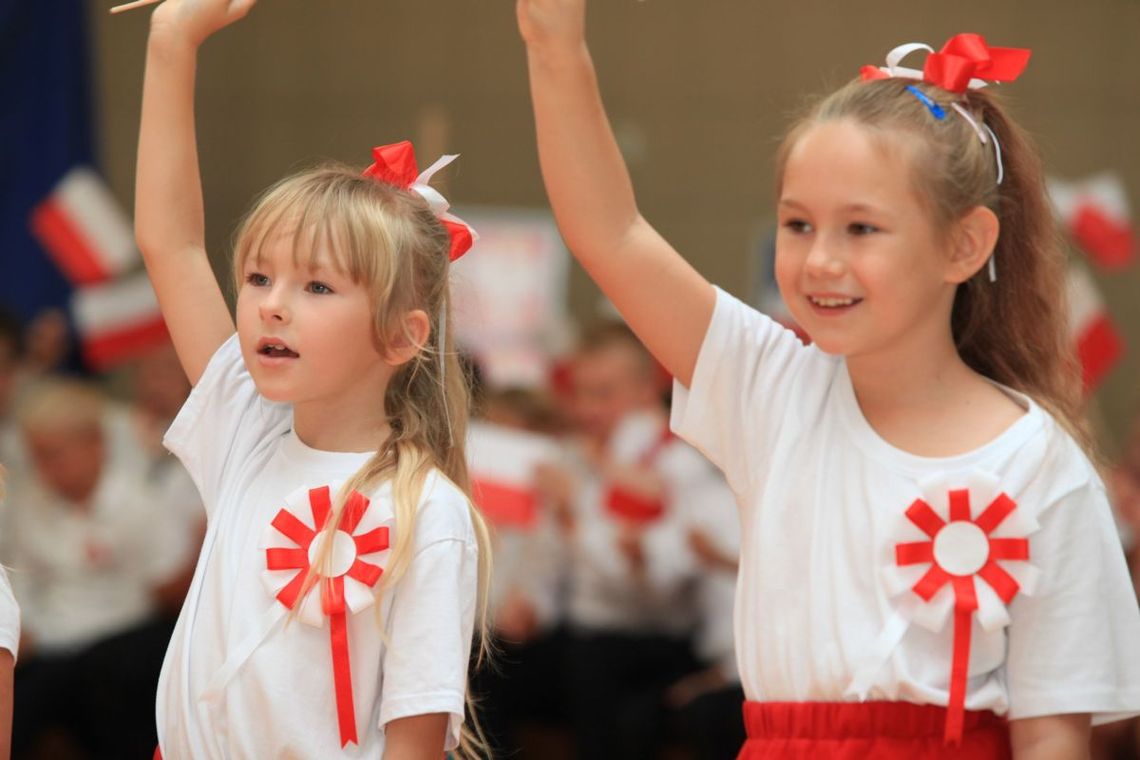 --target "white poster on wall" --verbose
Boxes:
[450,207,571,389]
